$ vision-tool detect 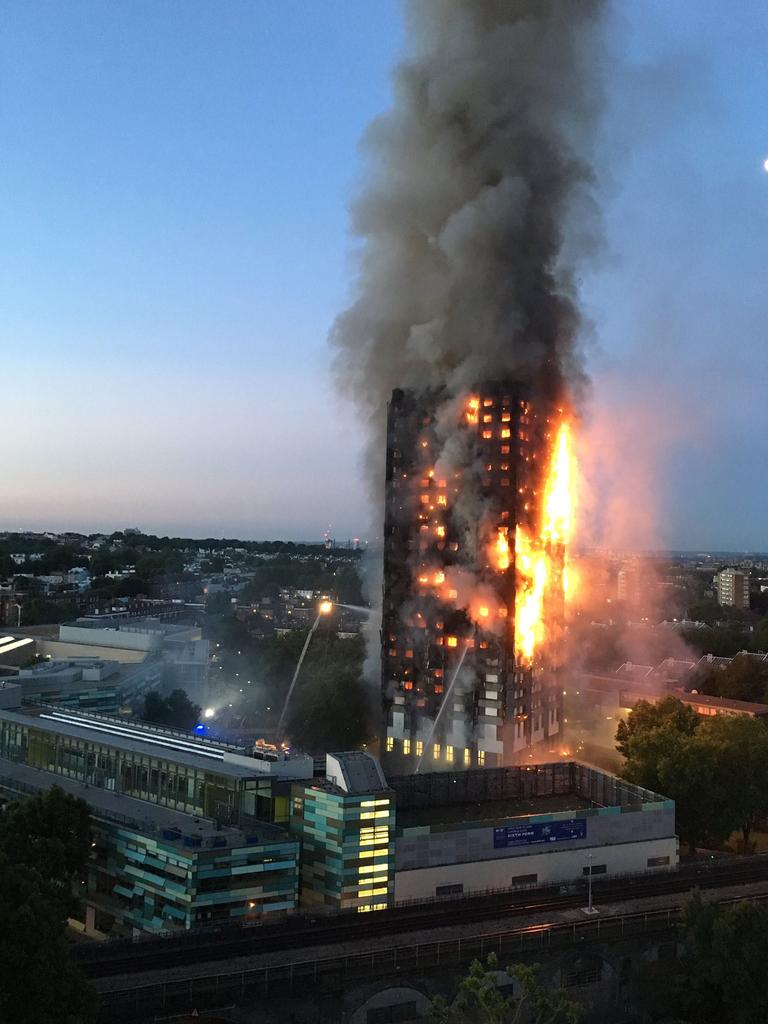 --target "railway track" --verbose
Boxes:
[78,855,768,979]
